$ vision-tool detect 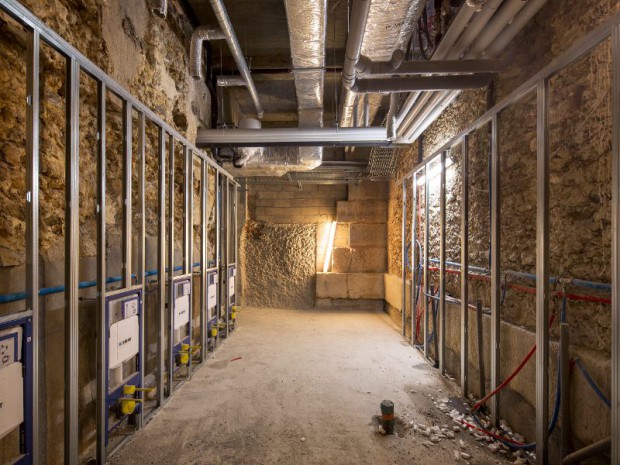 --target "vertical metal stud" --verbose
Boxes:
[411,173,418,345]
[402,180,407,337]
[461,135,469,397]
[225,177,230,337]
[490,114,501,426]
[64,57,80,465]
[423,165,430,359]
[612,23,620,465]
[200,160,207,362]
[25,29,40,465]
[186,147,193,376]
[215,171,221,344]
[536,78,550,465]
[167,135,175,396]
[137,112,146,427]
[95,80,107,465]
[156,128,166,407]
[122,101,132,288]
[439,151,446,375]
